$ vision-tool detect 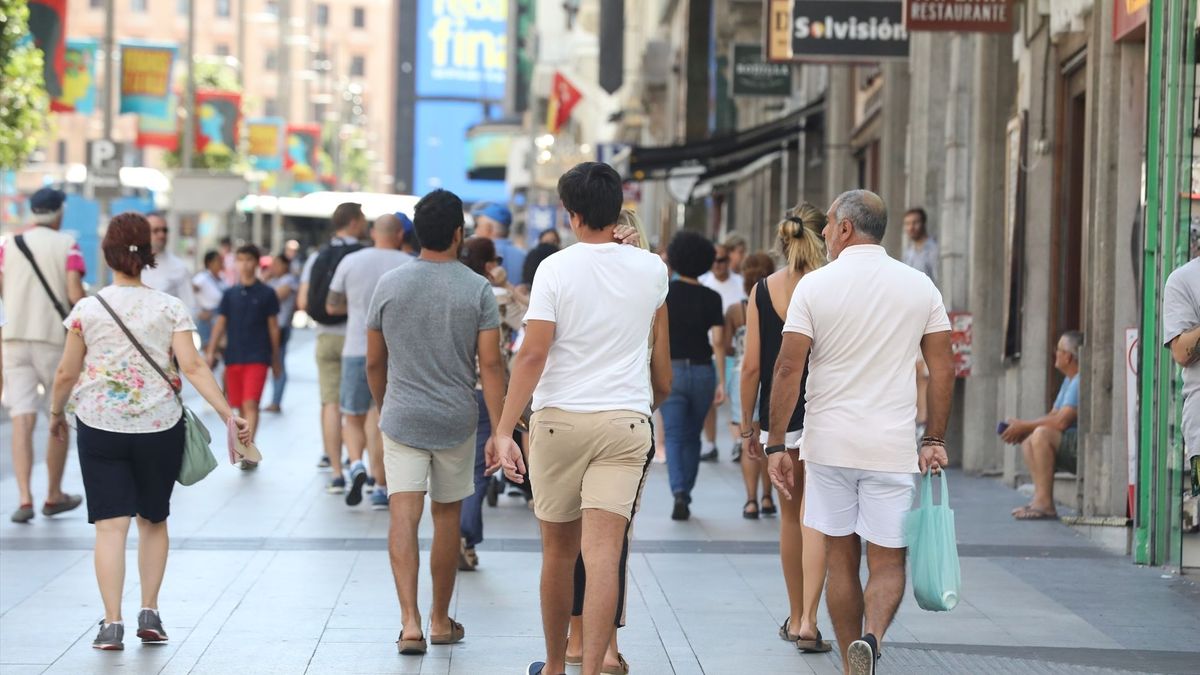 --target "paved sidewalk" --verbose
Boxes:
[1,329,1197,674]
